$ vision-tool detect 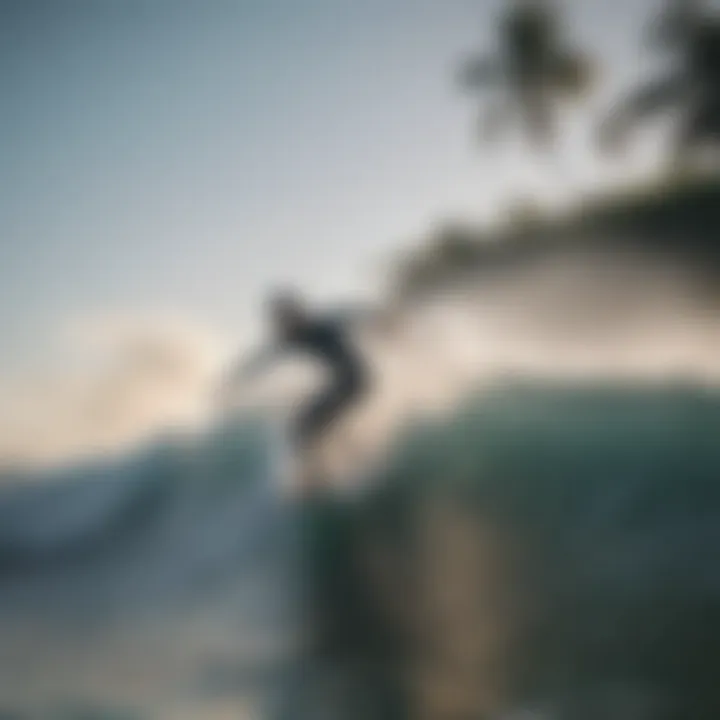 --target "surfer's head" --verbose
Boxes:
[267,288,307,335]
